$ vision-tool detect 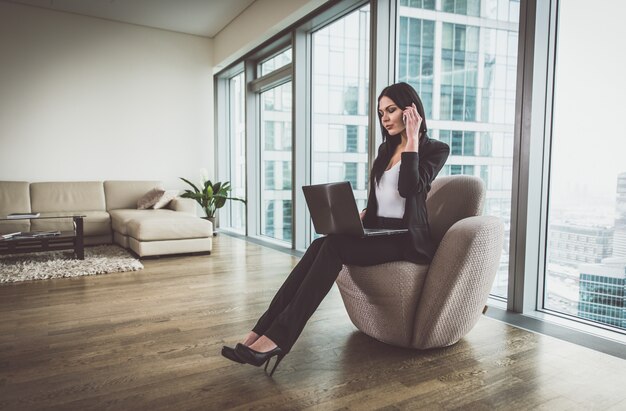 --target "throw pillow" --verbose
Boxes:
[153,190,178,209]
[137,188,165,210]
